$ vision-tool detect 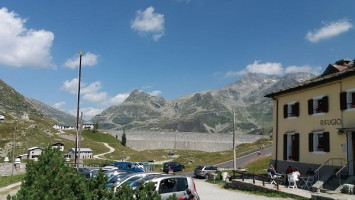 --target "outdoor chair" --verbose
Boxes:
[287,174,297,189]
[268,172,277,184]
